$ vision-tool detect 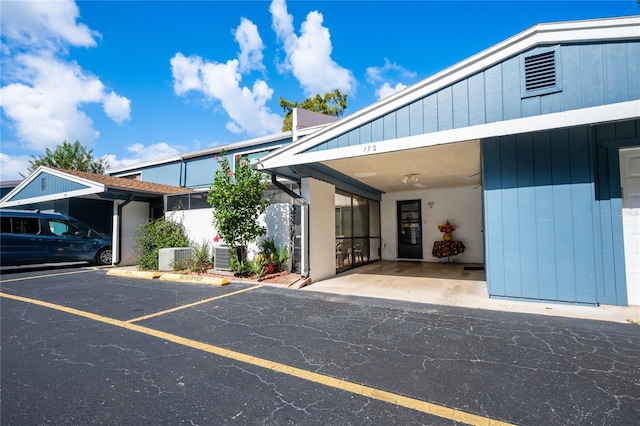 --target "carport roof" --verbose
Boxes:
[59,168,191,195]
[0,166,191,208]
